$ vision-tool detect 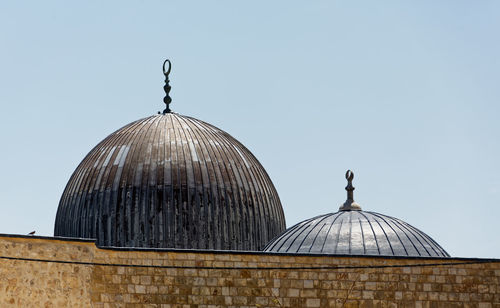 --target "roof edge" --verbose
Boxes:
[1,233,496,262]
